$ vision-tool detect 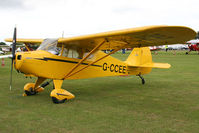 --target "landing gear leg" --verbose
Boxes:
[50,80,75,104]
[137,74,145,85]
[23,77,46,96]
[40,79,53,88]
